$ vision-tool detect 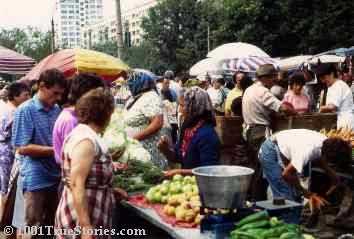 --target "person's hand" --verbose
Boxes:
[164,169,193,178]
[157,136,170,154]
[113,188,129,201]
[112,162,128,172]
[307,193,329,213]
